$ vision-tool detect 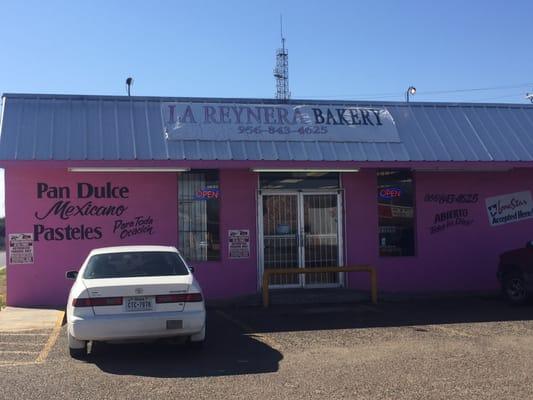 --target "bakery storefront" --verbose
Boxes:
[1,93,533,307]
